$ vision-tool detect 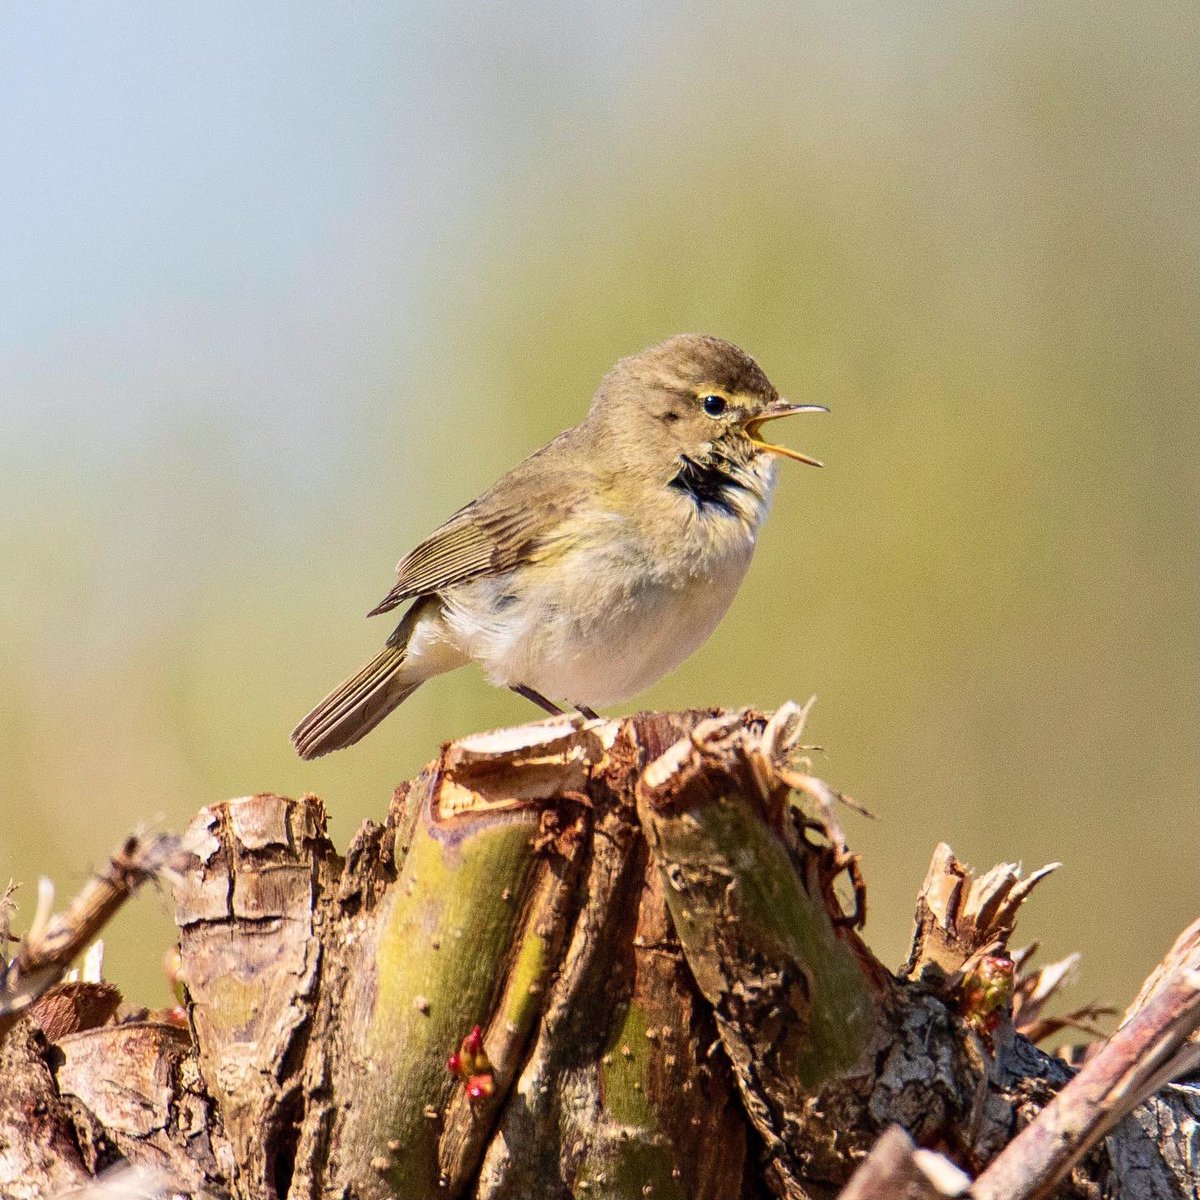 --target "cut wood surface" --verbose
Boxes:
[0,706,1196,1199]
